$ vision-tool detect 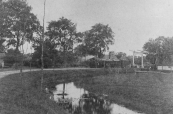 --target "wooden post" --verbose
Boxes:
[41,0,46,91]
[63,82,65,99]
